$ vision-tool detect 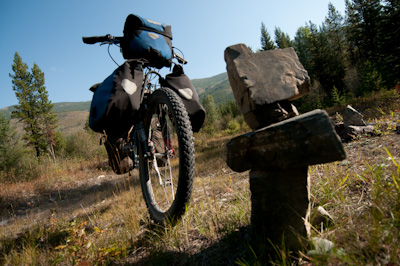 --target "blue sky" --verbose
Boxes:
[0,0,346,109]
